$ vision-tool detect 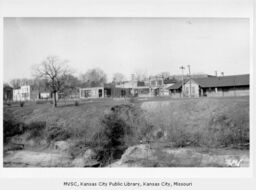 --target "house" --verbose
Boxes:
[161,77,179,96]
[3,85,13,102]
[79,80,151,99]
[168,81,183,98]
[79,87,105,99]
[13,85,31,101]
[115,81,150,97]
[104,83,132,98]
[168,74,249,98]
[38,92,52,99]
[12,85,54,101]
[148,76,165,96]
